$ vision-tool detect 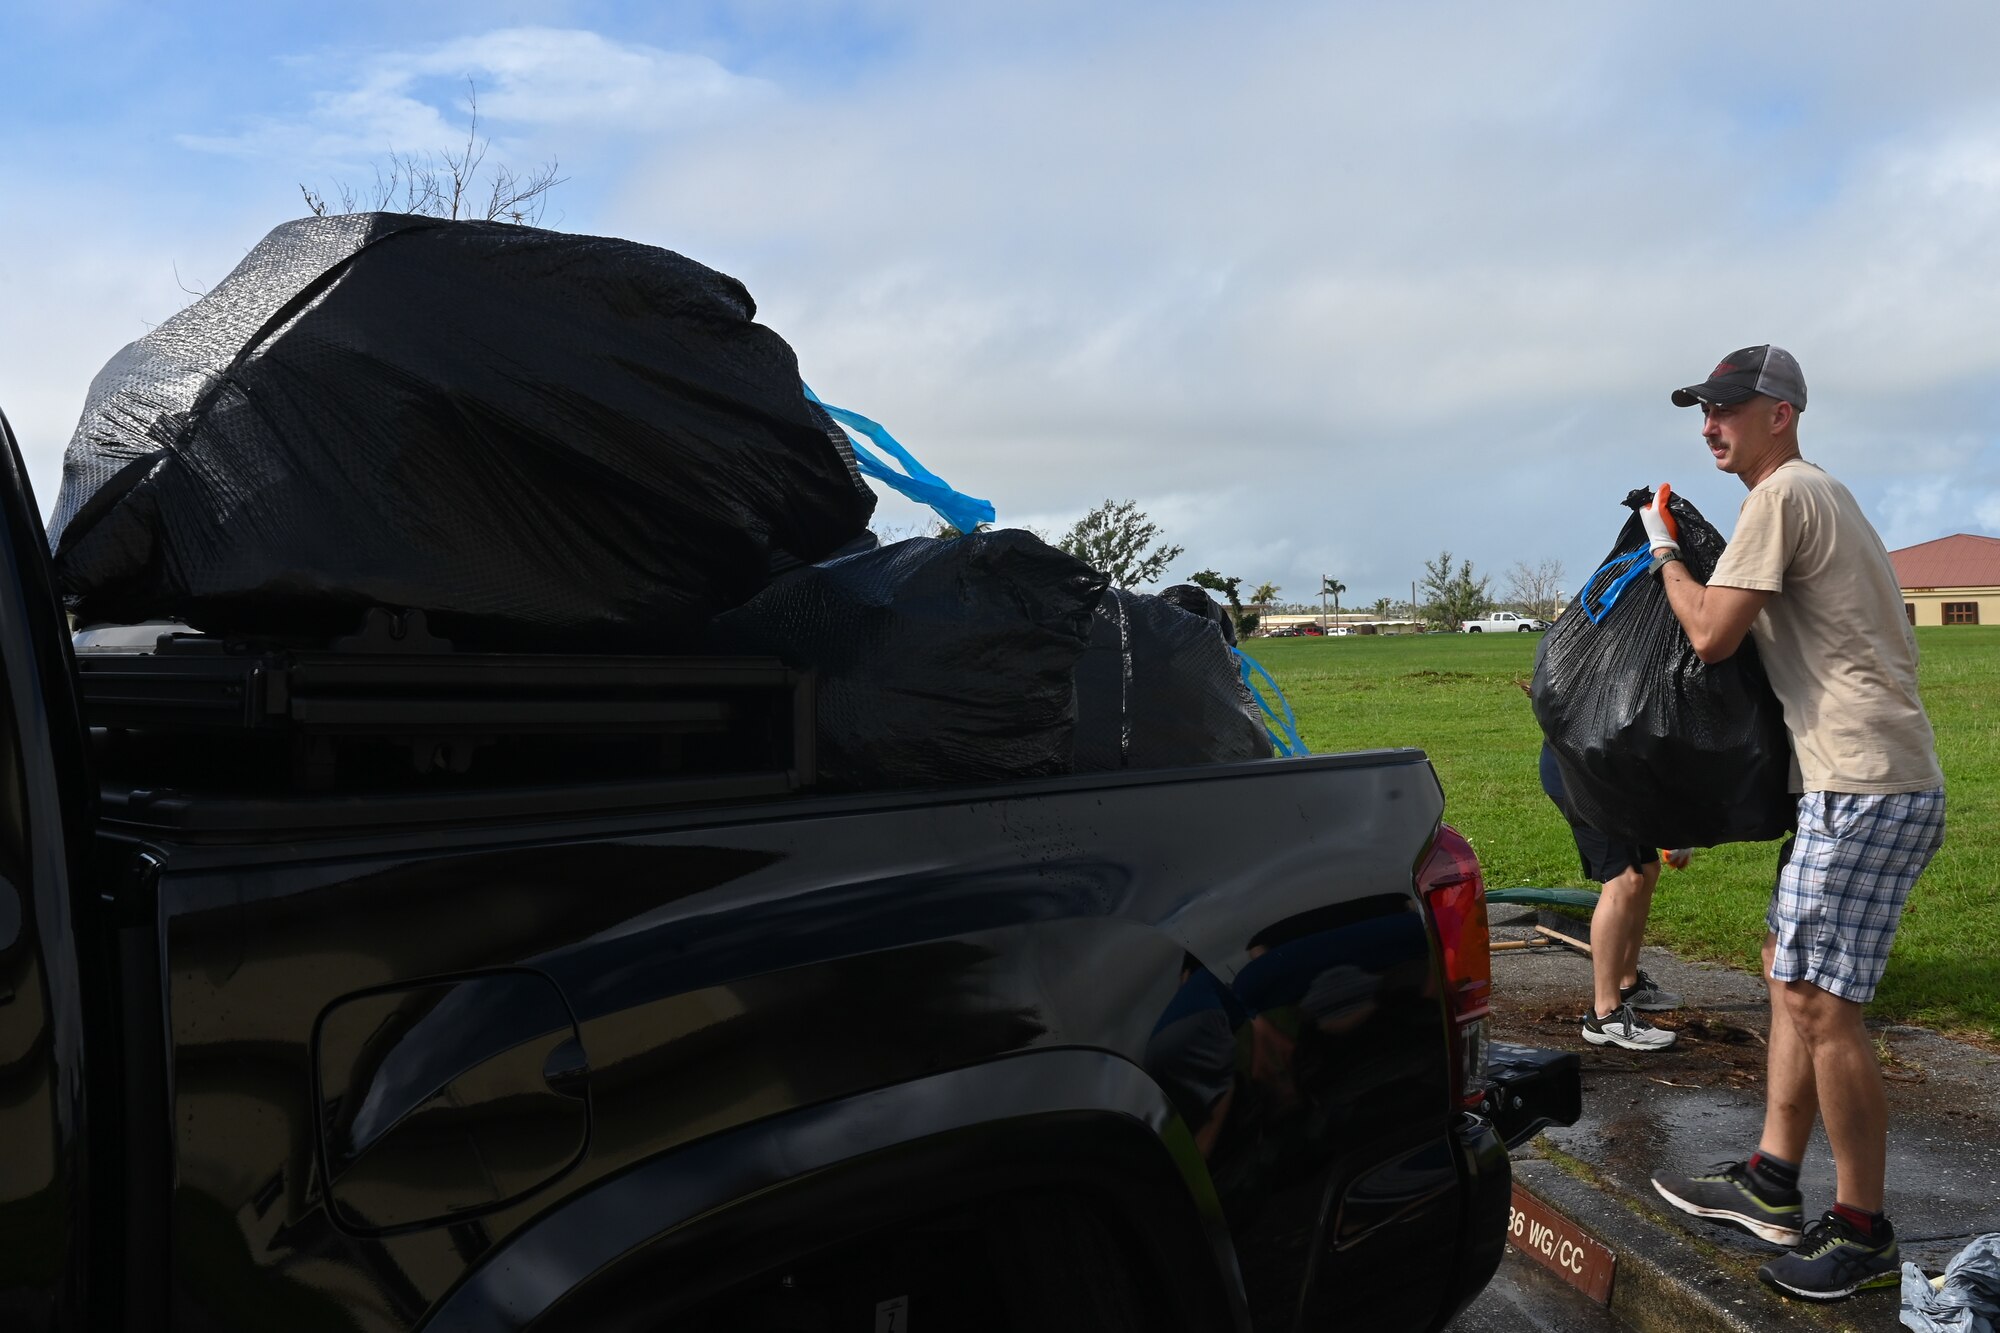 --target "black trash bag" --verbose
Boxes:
[1074,588,1271,771]
[707,531,1108,790]
[1530,487,1794,848]
[1158,582,1238,645]
[48,213,876,650]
